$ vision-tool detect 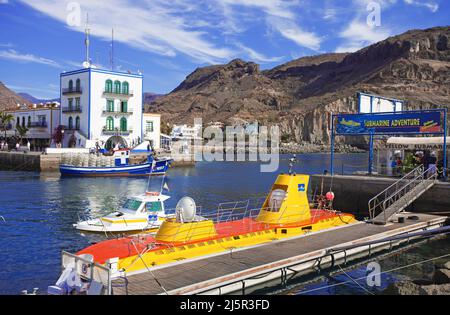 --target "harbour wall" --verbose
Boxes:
[311,175,450,217]
[0,151,195,172]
